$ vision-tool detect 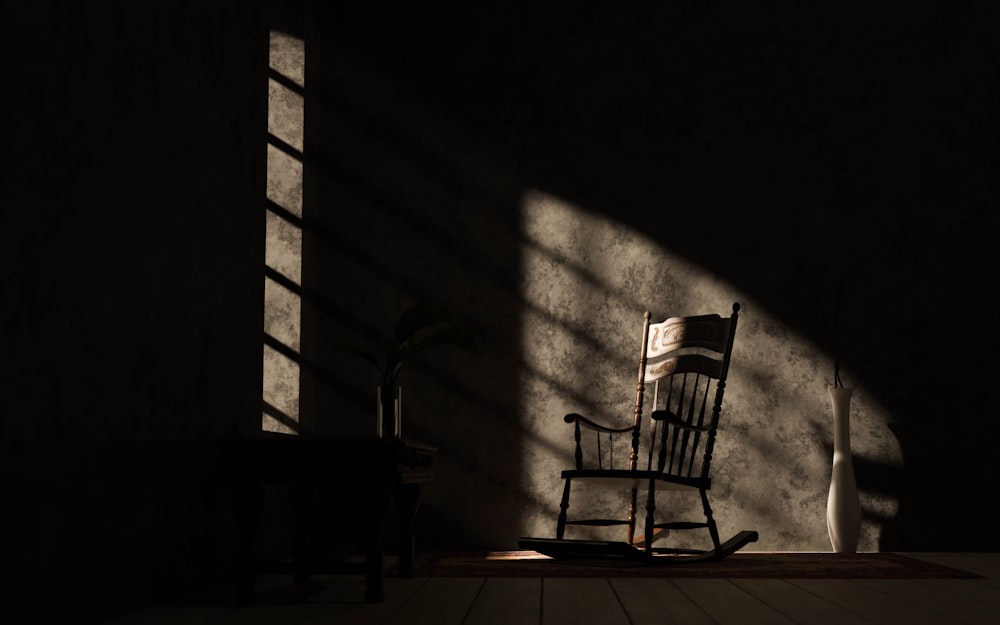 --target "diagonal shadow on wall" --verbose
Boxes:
[284,0,1000,552]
